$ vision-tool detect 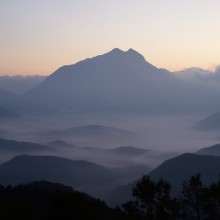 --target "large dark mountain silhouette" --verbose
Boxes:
[105,153,220,207]
[17,48,219,115]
